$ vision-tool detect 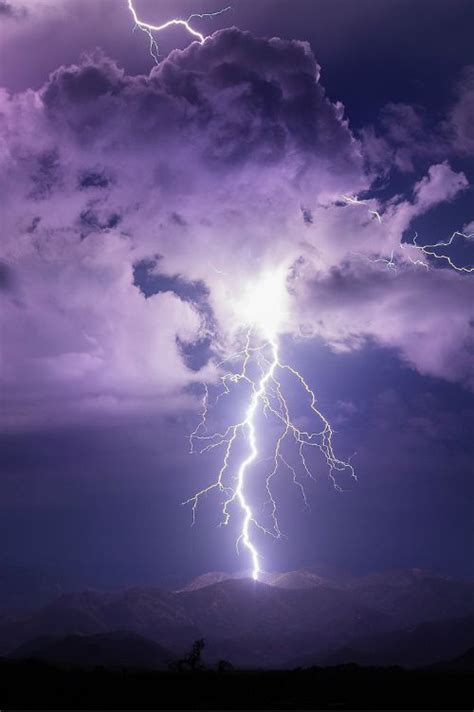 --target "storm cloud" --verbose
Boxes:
[0,26,473,431]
